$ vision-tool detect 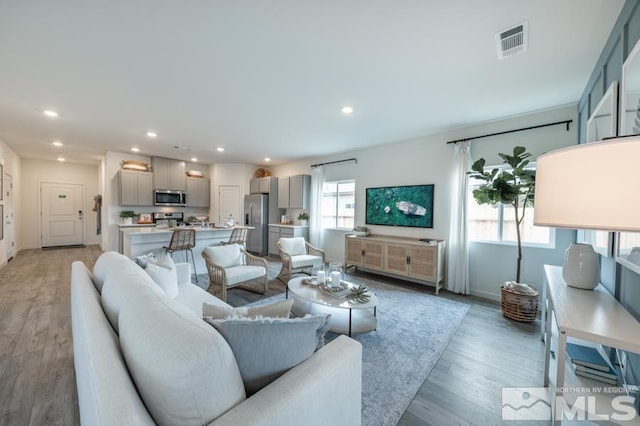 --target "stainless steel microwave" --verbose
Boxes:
[154,190,186,206]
